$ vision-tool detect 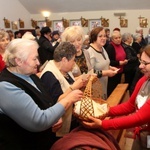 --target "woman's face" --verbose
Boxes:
[69,37,83,53]
[137,36,142,43]
[112,32,122,45]
[0,36,10,52]
[139,51,150,78]
[127,35,133,44]
[62,55,75,72]
[95,29,106,47]
[18,46,40,75]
